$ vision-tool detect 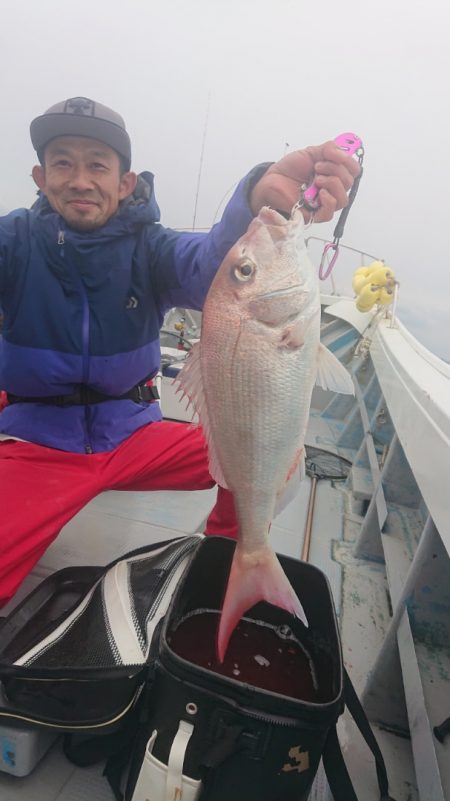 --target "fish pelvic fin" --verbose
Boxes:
[316,343,355,394]
[217,544,308,663]
[174,341,229,489]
